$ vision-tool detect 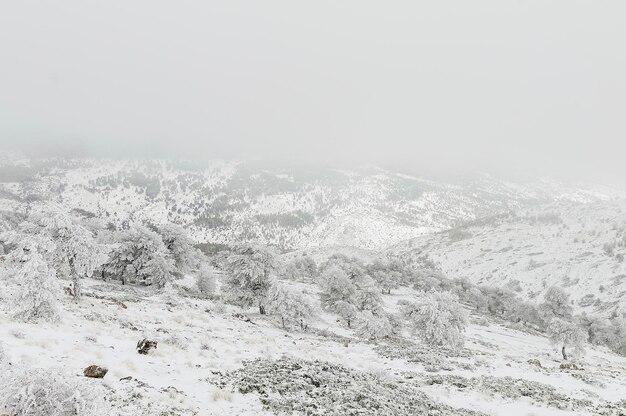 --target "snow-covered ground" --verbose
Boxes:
[1,279,625,415]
